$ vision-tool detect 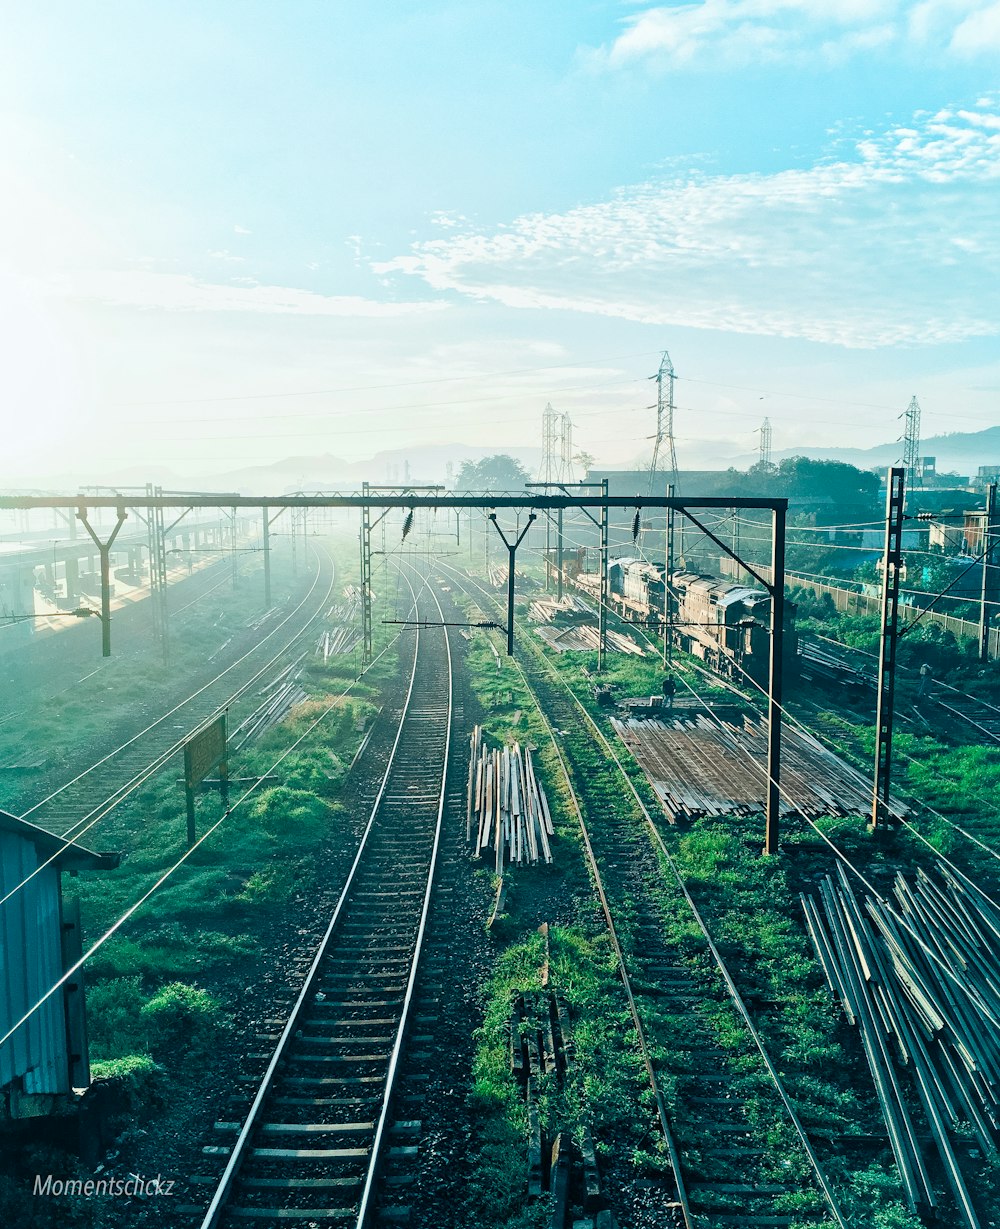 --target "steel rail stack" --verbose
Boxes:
[197,575,454,1229]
